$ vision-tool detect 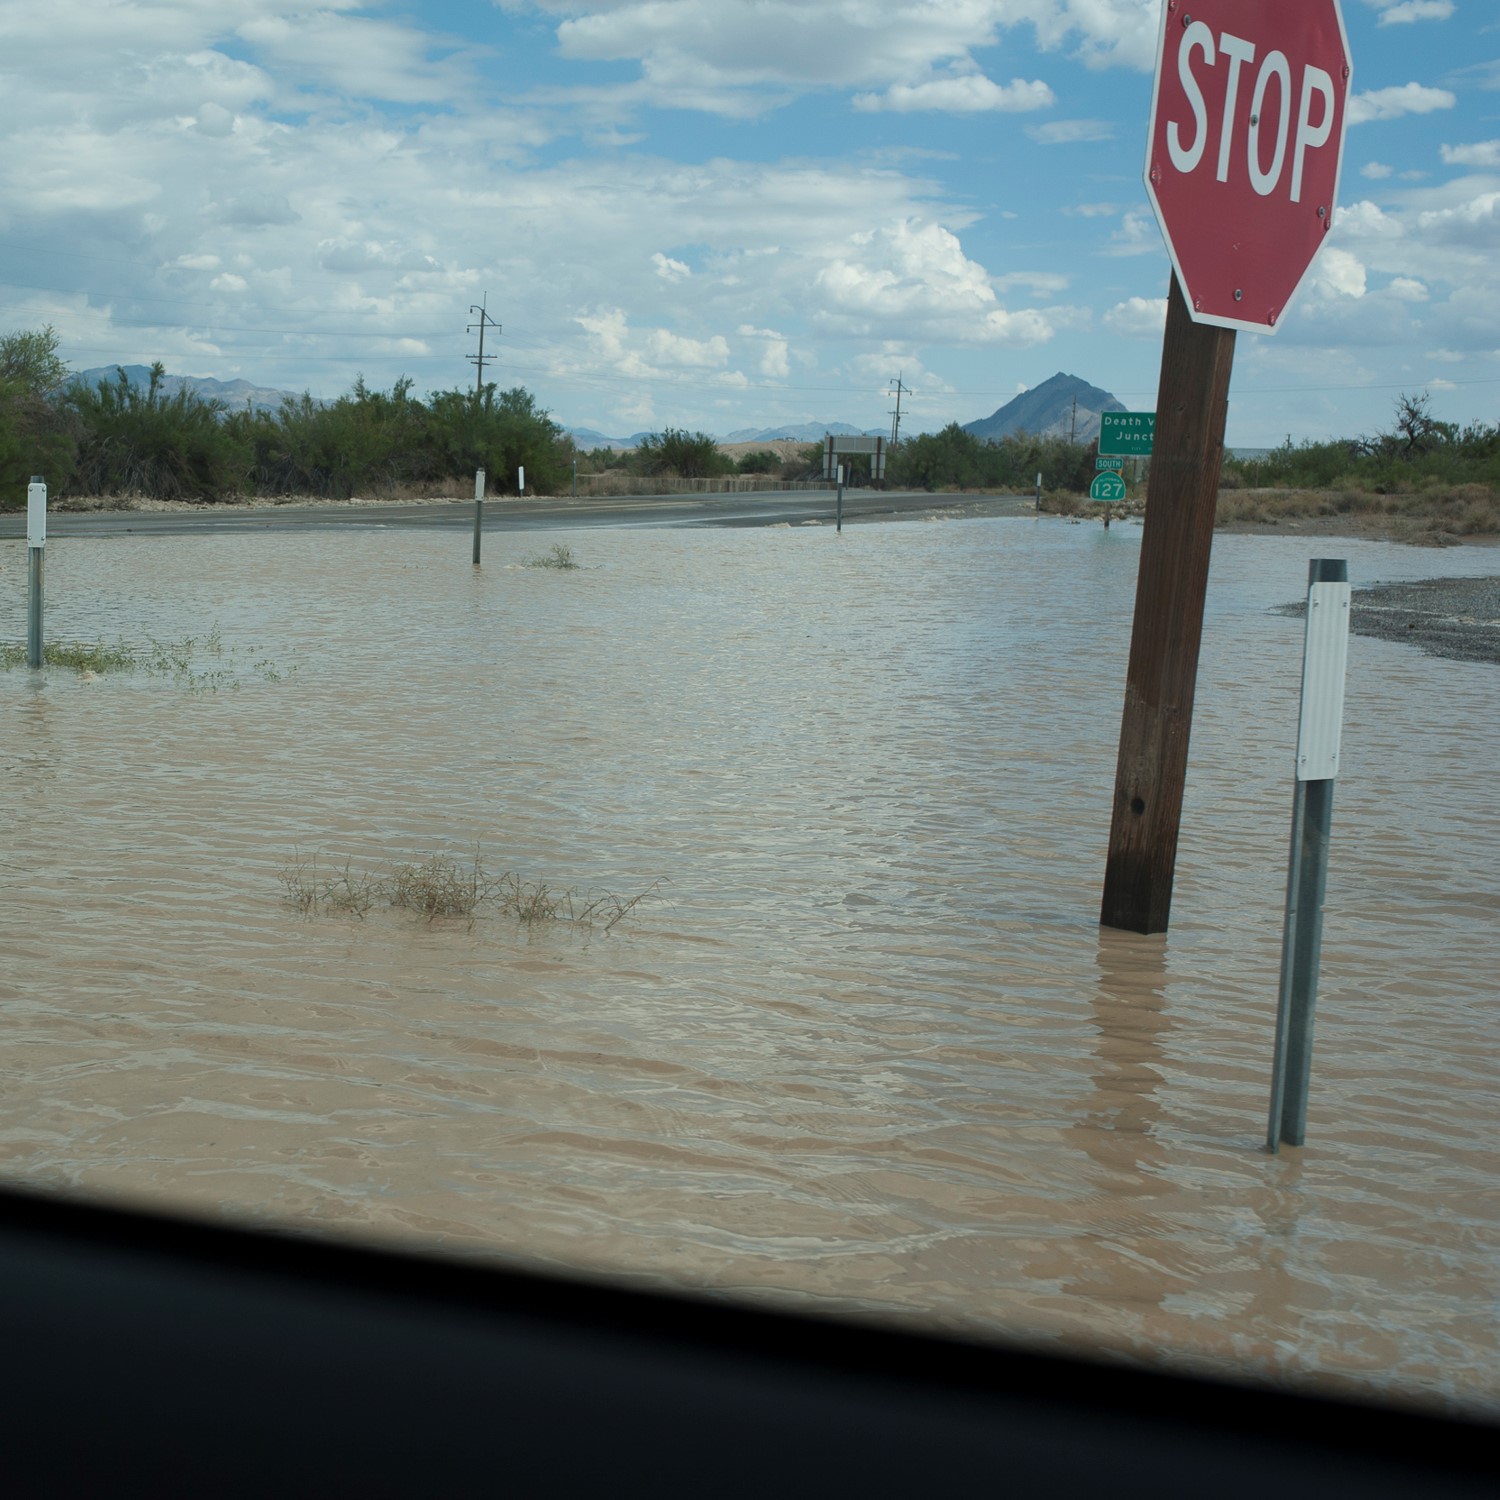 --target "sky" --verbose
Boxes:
[0,0,1494,445]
